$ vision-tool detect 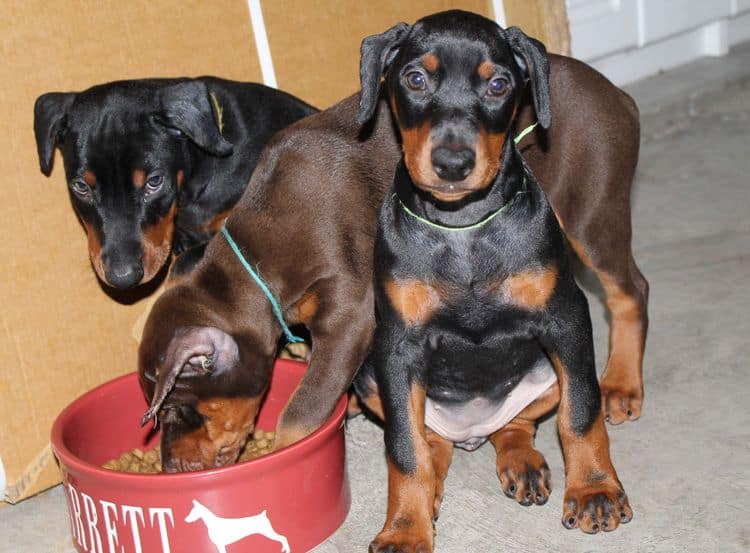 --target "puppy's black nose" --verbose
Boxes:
[431,147,475,181]
[105,261,144,289]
